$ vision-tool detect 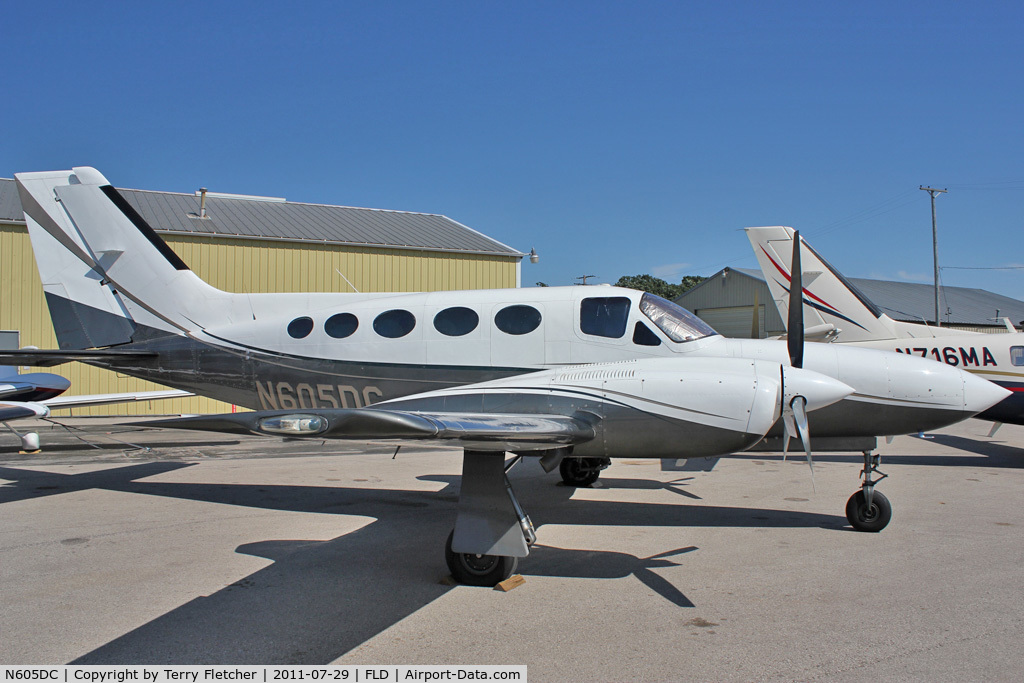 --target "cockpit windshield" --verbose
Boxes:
[639,293,718,343]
